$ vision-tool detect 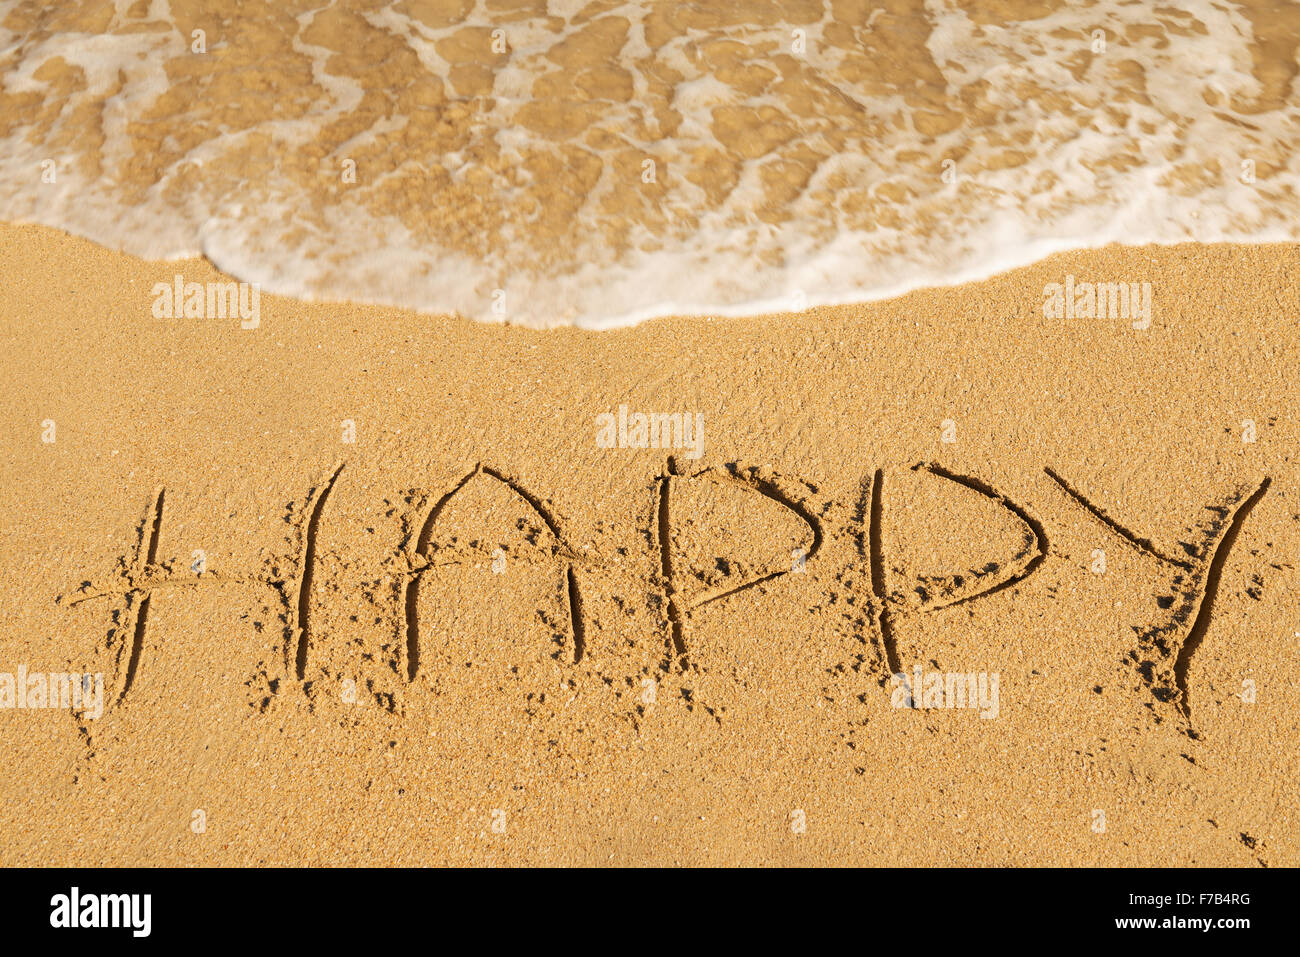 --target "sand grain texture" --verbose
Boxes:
[1,223,1297,866]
